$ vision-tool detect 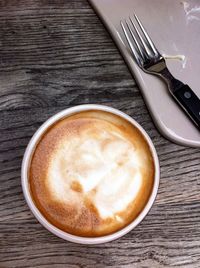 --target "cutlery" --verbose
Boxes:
[121,15,200,129]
